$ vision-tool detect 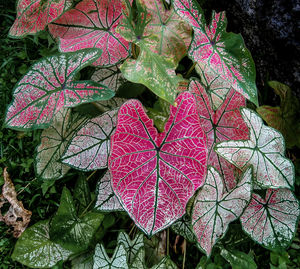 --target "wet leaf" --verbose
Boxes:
[49,0,131,66]
[62,109,117,170]
[95,171,123,212]
[240,189,300,249]
[173,0,258,105]
[192,166,252,256]
[12,220,74,268]
[9,0,72,37]
[35,108,88,180]
[190,79,248,190]
[215,108,295,189]
[0,168,32,238]
[109,92,207,236]
[5,49,114,130]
